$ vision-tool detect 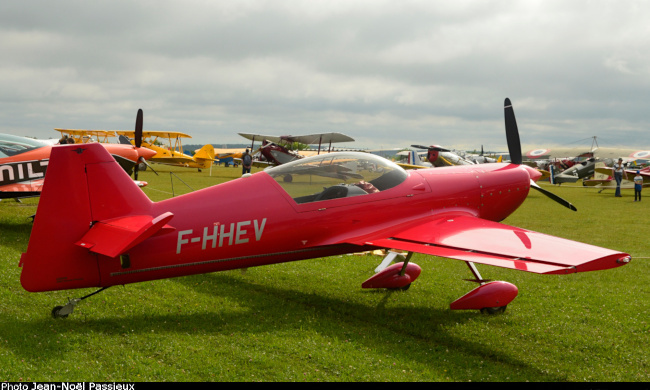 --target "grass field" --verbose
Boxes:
[0,163,647,382]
